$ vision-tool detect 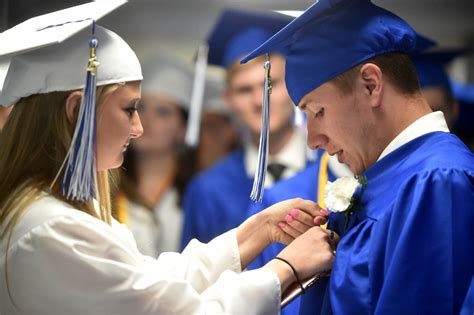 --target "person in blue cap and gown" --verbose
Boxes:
[246,150,352,315]
[181,9,311,247]
[241,0,474,314]
[0,2,340,314]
